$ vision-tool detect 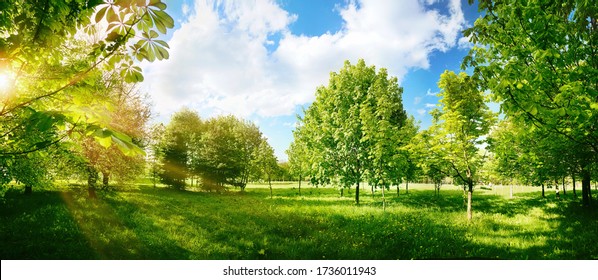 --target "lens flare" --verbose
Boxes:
[0,73,10,91]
